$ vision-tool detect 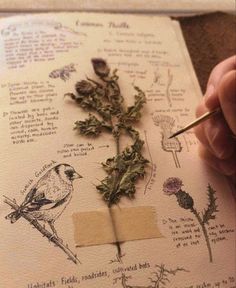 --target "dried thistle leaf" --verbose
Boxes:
[102,155,125,174]
[122,86,146,122]
[120,126,145,153]
[72,85,112,121]
[123,125,140,141]
[104,71,124,112]
[74,114,105,136]
[97,144,148,204]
